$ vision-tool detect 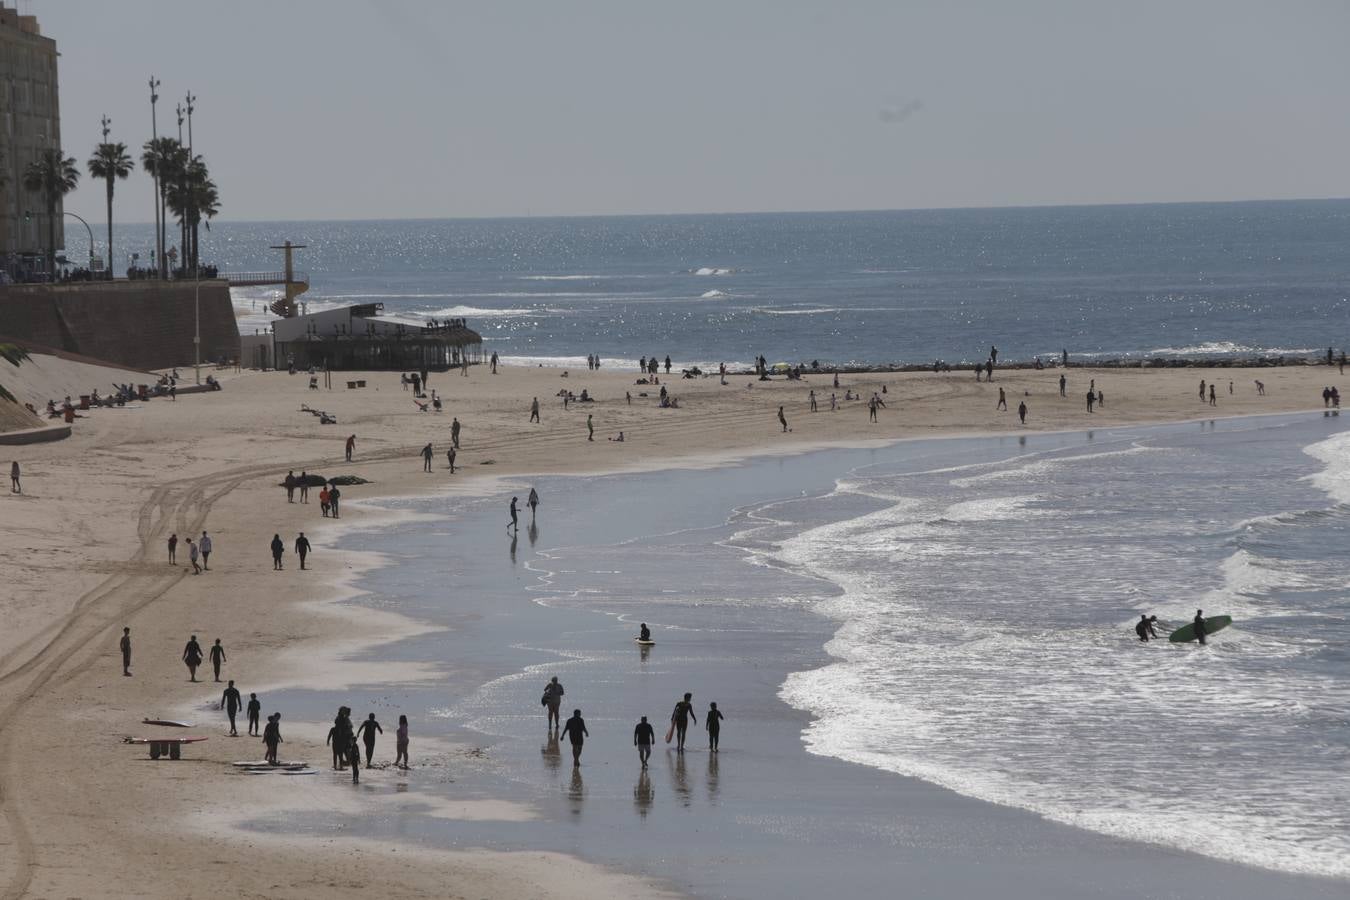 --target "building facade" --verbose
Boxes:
[271,304,483,371]
[0,3,61,274]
